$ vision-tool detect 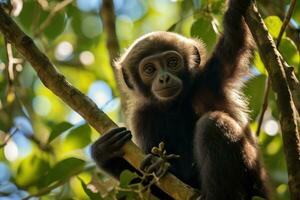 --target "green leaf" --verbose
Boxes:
[64,123,91,151]
[294,1,300,23]
[16,154,50,187]
[167,22,178,32]
[243,75,267,121]
[119,170,139,188]
[17,1,40,33]
[118,171,153,200]
[48,121,73,143]
[253,51,267,75]
[42,157,85,187]
[78,177,103,200]
[44,12,67,40]
[278,37,300,72]
[211,0,226,14]
[191,16,217,53]
[264,16,283,39]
